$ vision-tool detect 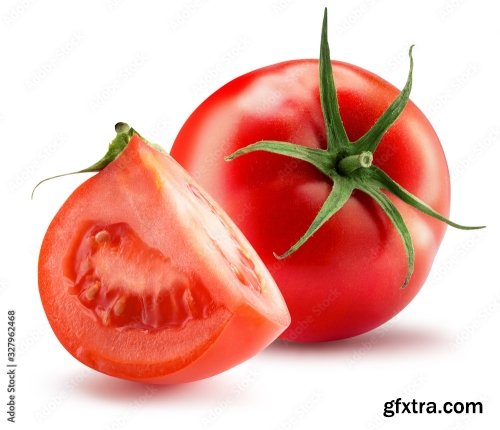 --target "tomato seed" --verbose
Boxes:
[113,297,126,316]
[94,230,110,244]
[85,281,100,300]
[101,310,110,326]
